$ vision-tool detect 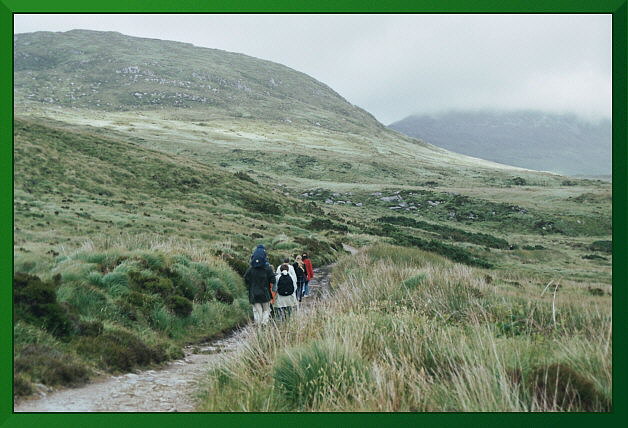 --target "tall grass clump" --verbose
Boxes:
[273,340,370,410]
[197,243,611,412]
